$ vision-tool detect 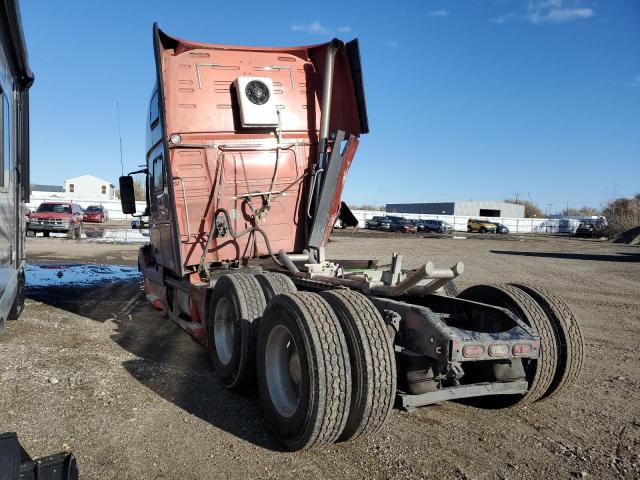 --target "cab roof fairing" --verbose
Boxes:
[152,23,369,137]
